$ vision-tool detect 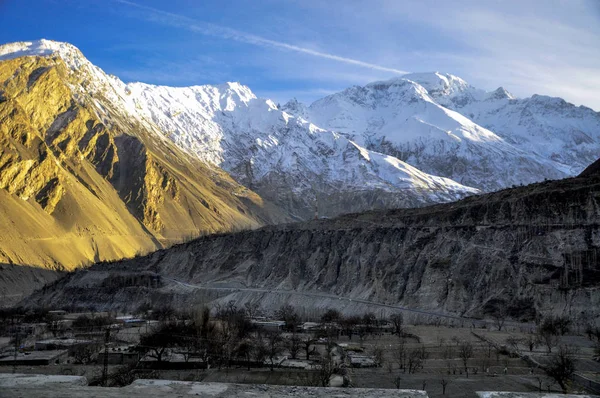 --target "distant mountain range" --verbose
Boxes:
[0,39,599,278]
[291,72,599,191]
